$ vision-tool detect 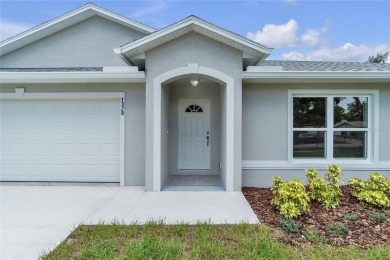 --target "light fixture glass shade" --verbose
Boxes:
[190,78,199,87]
